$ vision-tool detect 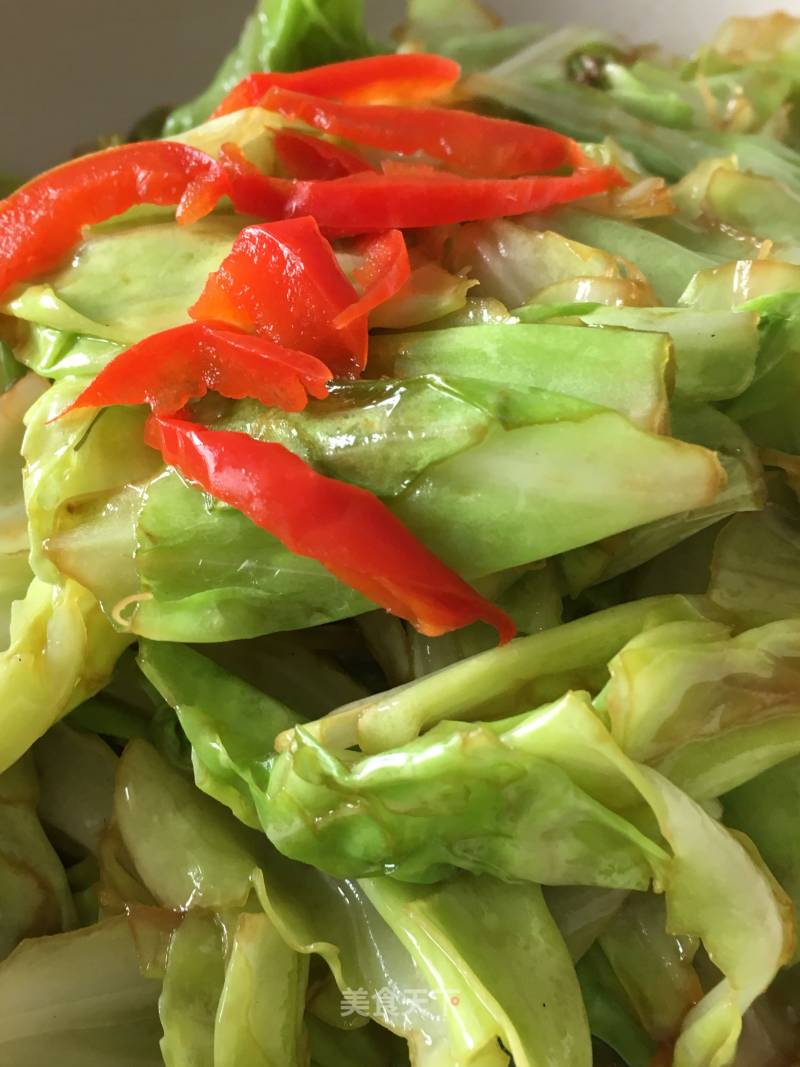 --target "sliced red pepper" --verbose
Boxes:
[260,87,587,177]
[178,167,230,226]
[145,413,515,642]
[211,54,461,118]
[274,129,373,180]
[0,142,223,297]
[62,322,332,417]
[220,162,626,234]
[189,217,367,376]
[211,143,288,221]
[334,230,411,329]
